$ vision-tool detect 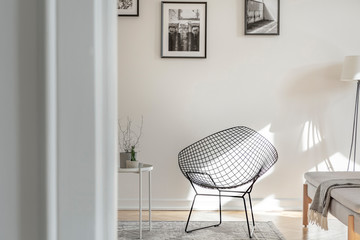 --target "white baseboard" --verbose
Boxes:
[118,198,302,211]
